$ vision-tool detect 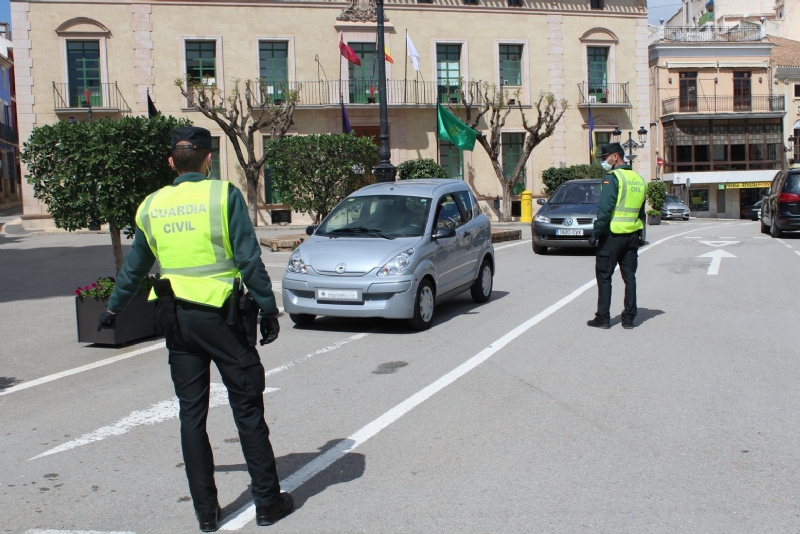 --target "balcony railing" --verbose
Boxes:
[252,80,486,107]
[577,82,631,106]
[53,82,131,112]
[662,95,785,114]
[660,26,763,42]
[0,122,18,145]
